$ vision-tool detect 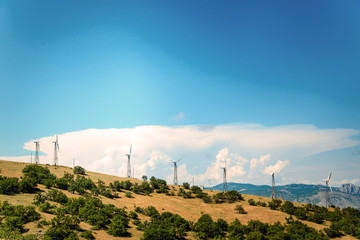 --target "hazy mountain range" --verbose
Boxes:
[210,183,360,209]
